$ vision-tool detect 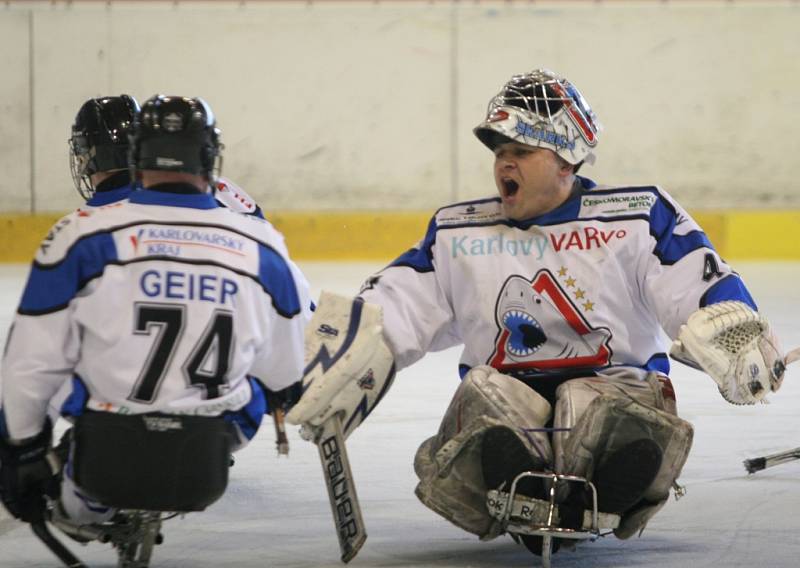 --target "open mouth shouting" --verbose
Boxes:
[501,177,519,199]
